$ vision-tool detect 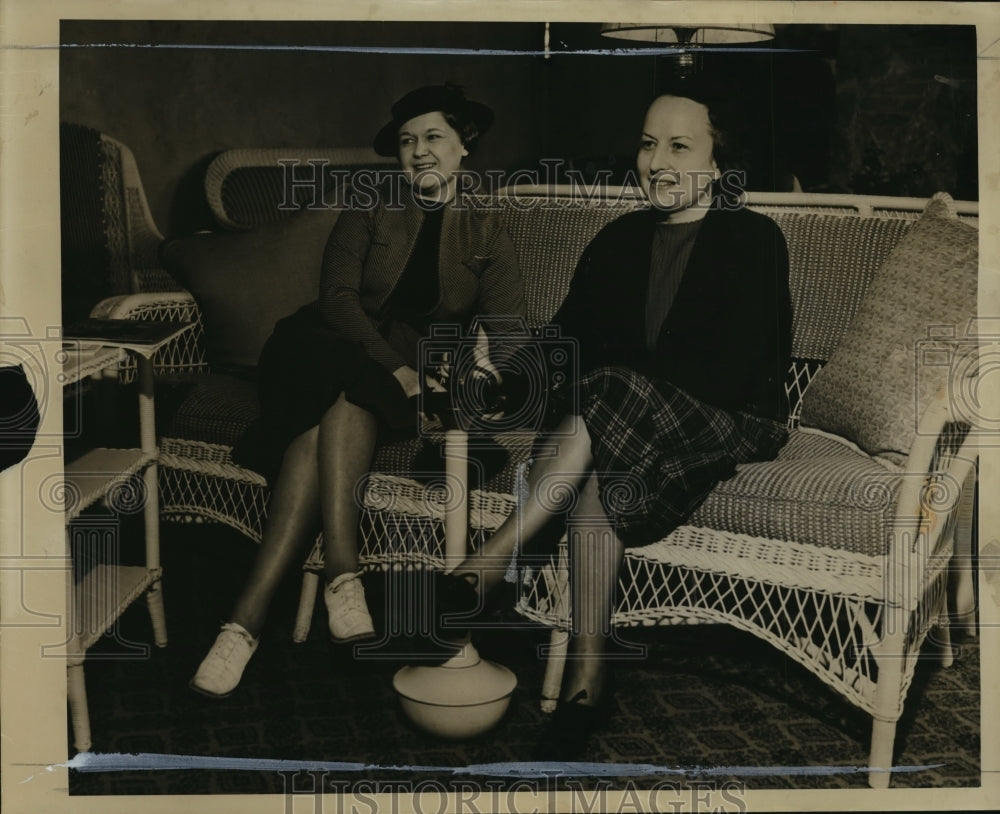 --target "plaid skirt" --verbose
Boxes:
[578,366,788,546]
